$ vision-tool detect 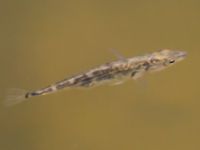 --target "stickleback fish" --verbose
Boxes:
[4,49,187,106]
